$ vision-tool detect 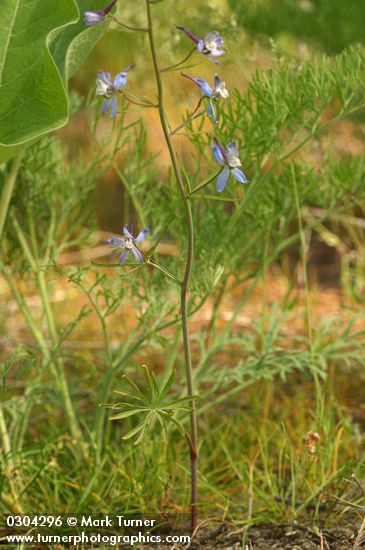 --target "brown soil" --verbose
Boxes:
[147,522,364,549]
